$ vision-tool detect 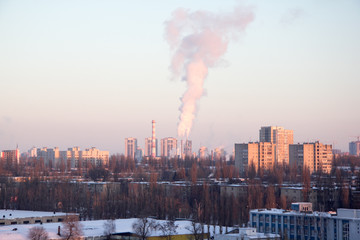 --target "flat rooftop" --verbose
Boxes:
[0,210,69,219]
